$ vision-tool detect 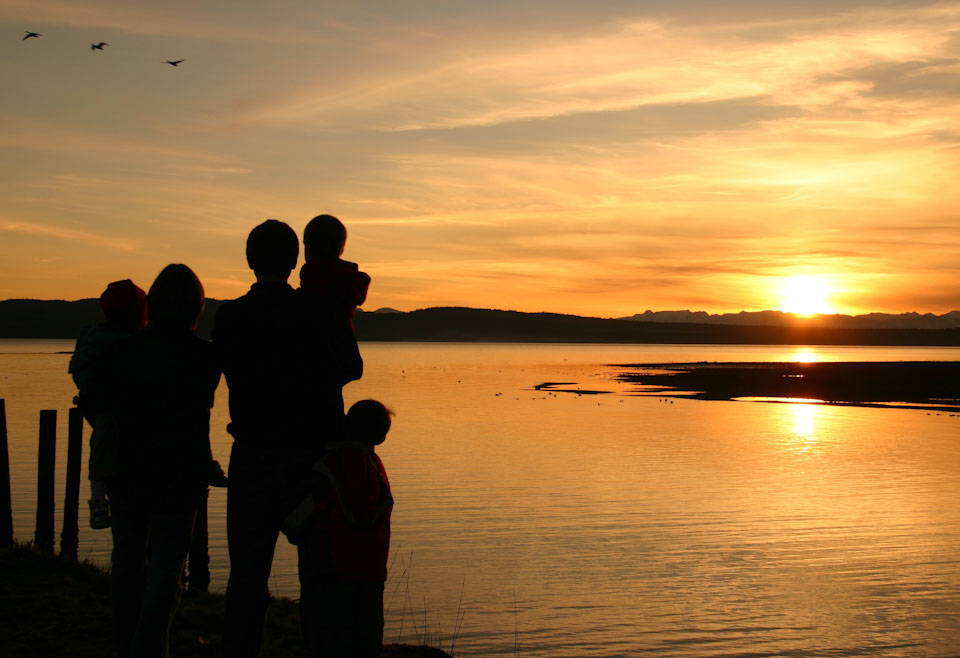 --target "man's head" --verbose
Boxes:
[246,219,299,280]
[303,214,346,261]
[346,399,394,446]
